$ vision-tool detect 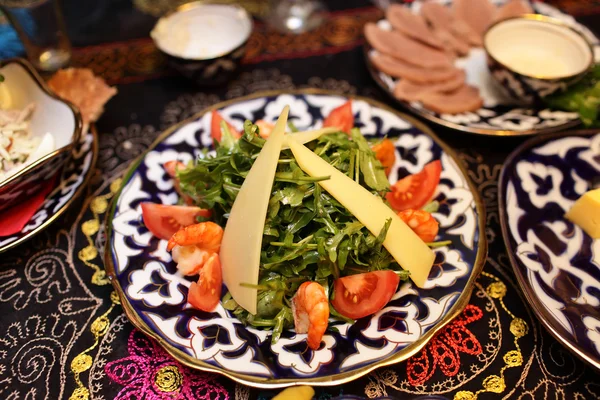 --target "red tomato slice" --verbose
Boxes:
[386,160,442,212]
[332,270,400,320]
[188,252,222,312]
[210,110,241,143]
[323,100,353,135]
[164,161,194,205]
[141,203,211,240]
